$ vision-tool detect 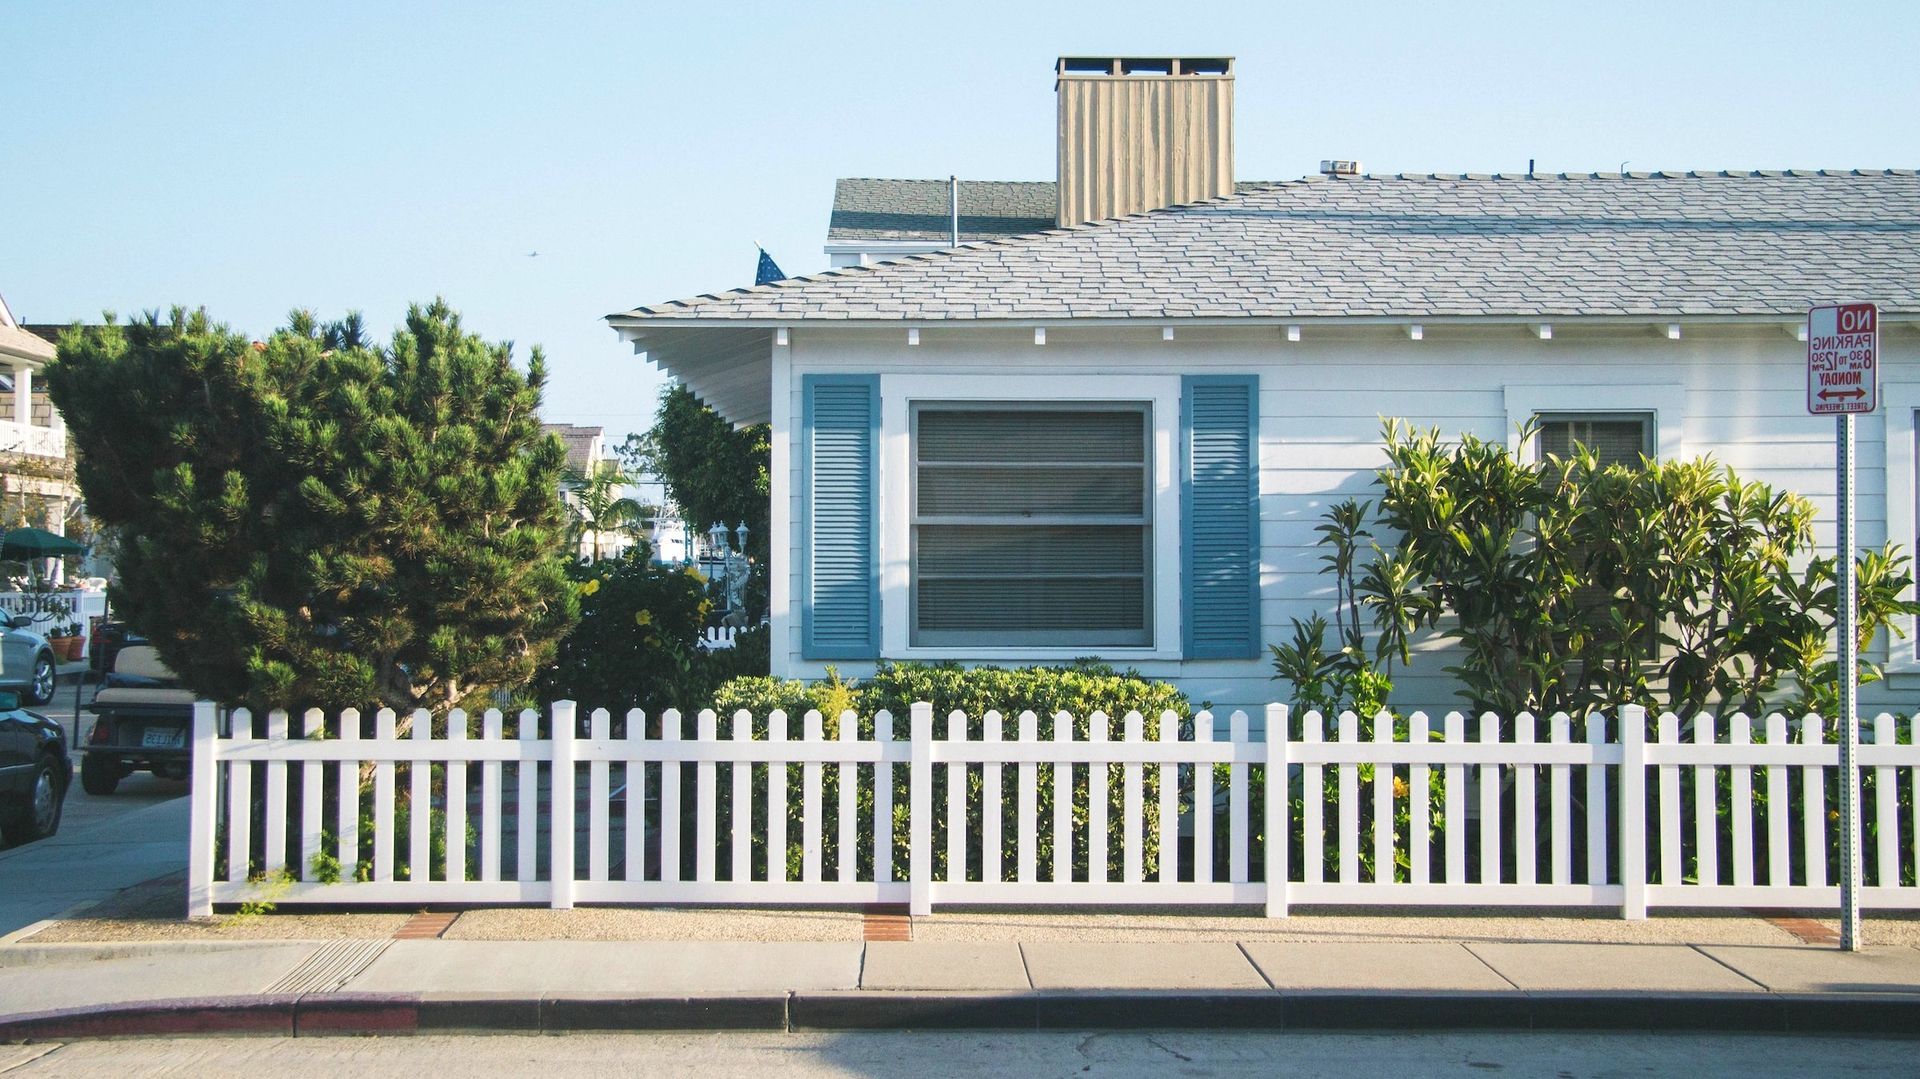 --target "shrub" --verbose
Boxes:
[709,662,1191,884]
[537,551,712,716]
[1302,419,1920,718]
[862,661,1190,727]
[698,623,772,692]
